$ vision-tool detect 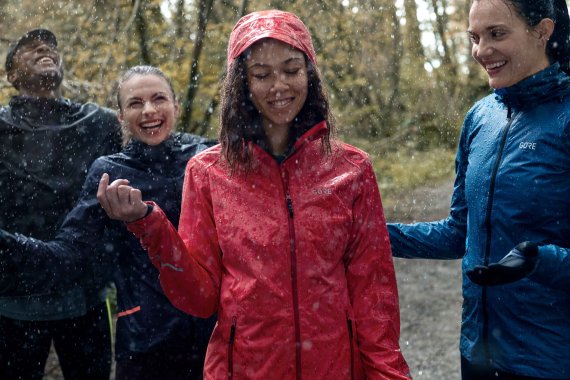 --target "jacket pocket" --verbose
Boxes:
[228,316,237,379]
[346,313,356,380]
